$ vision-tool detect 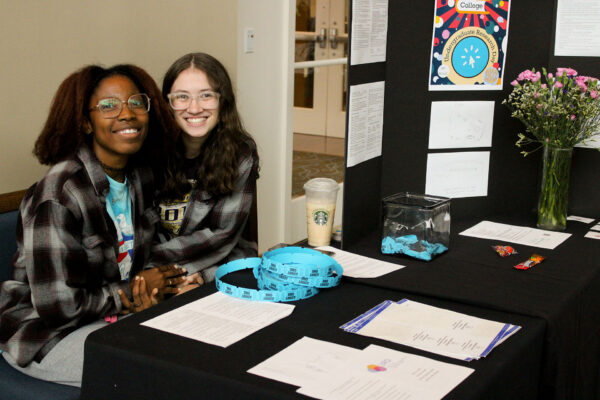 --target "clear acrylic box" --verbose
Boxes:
[381,192,450,261]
